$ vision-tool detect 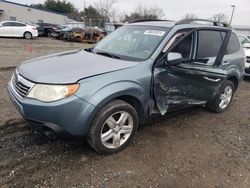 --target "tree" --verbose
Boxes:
[94,0,118,22]
[81,5,104,20]
[211,13,228,23]
[31,0,76,14]
[122,5,164,23]
[183,13,198,19]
